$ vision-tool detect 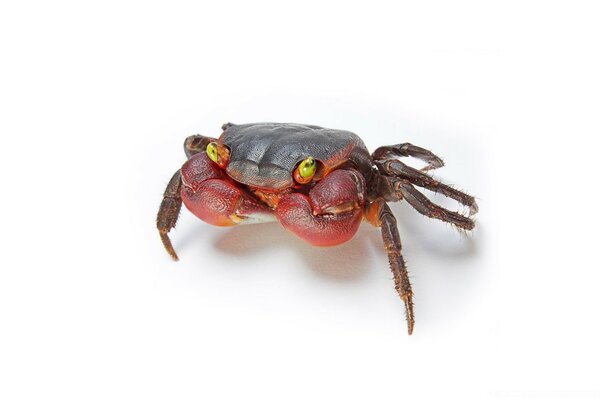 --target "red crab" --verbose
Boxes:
[157,122,478,334]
